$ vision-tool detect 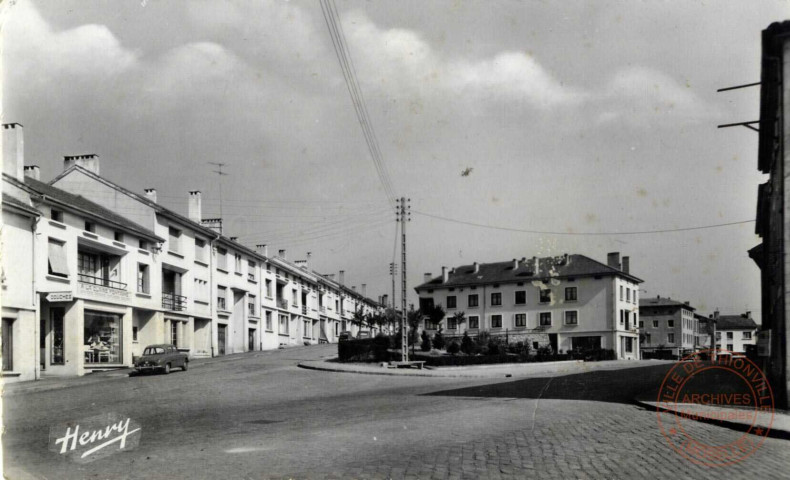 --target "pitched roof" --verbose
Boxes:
[414,254,642,291]
[639,296,695,311]
[18,176,163,242]
[715,315,758,330]
[2,192,41,216]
